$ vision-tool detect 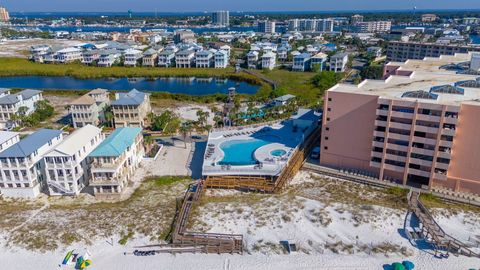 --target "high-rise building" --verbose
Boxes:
[386,41,480,62]
[351,14,364,25]
[212,10,230,26]
[320,52,480,196]
[258,20,276,34]
[357,21,391,33]
[316,19,334,32]
[0,6,9,22]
